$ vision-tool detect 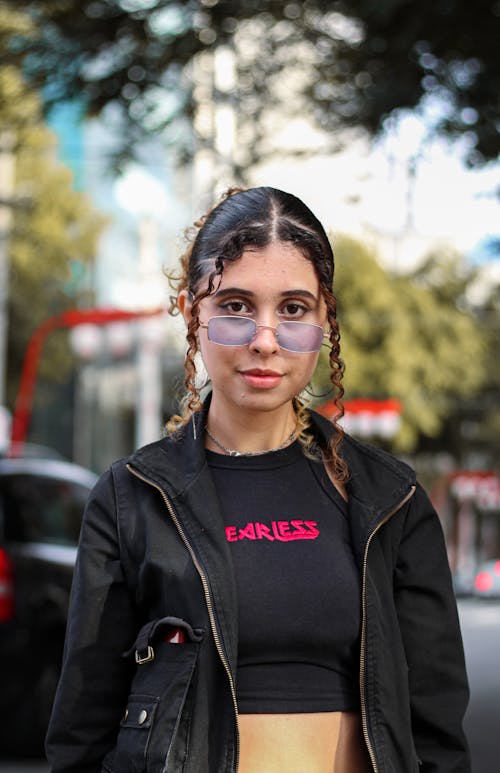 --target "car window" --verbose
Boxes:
[1,475,88,546]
